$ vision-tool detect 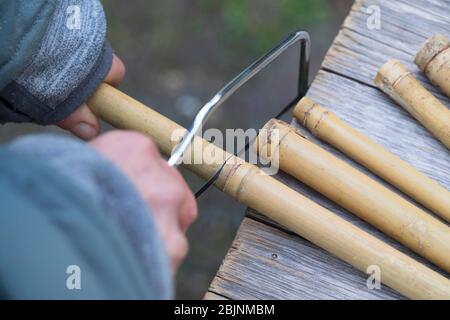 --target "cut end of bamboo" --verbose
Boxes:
[374,60,413,105]
[375,59,450,149]
[374,59,410,89]
[415,34,450,72]
[293,96,315,124]
[293,97,329,133]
